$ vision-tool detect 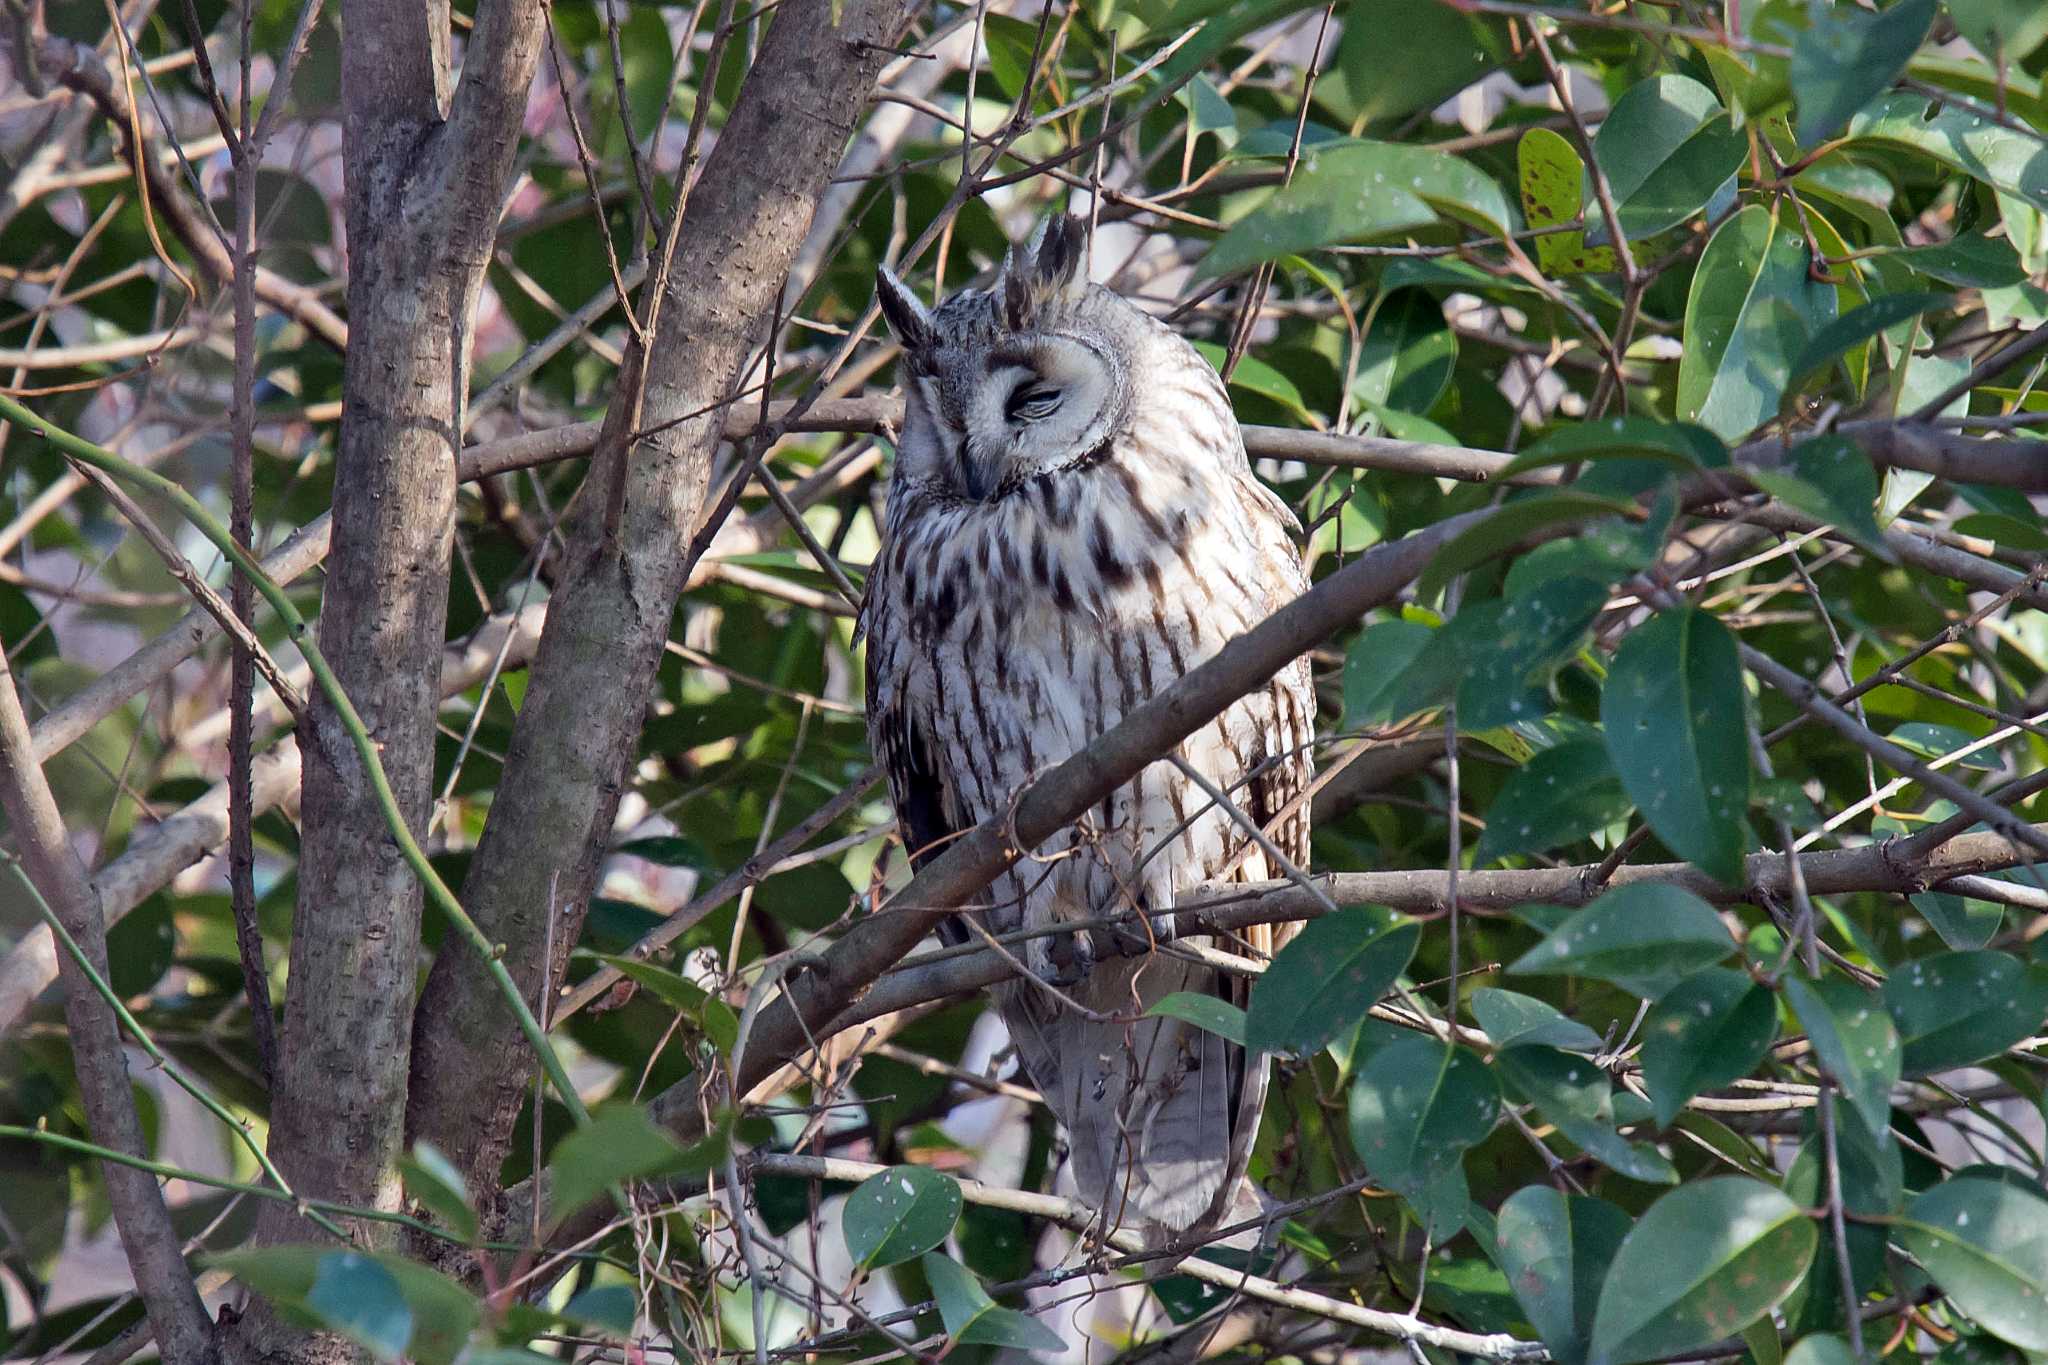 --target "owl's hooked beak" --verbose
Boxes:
[958,436,1001,502]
